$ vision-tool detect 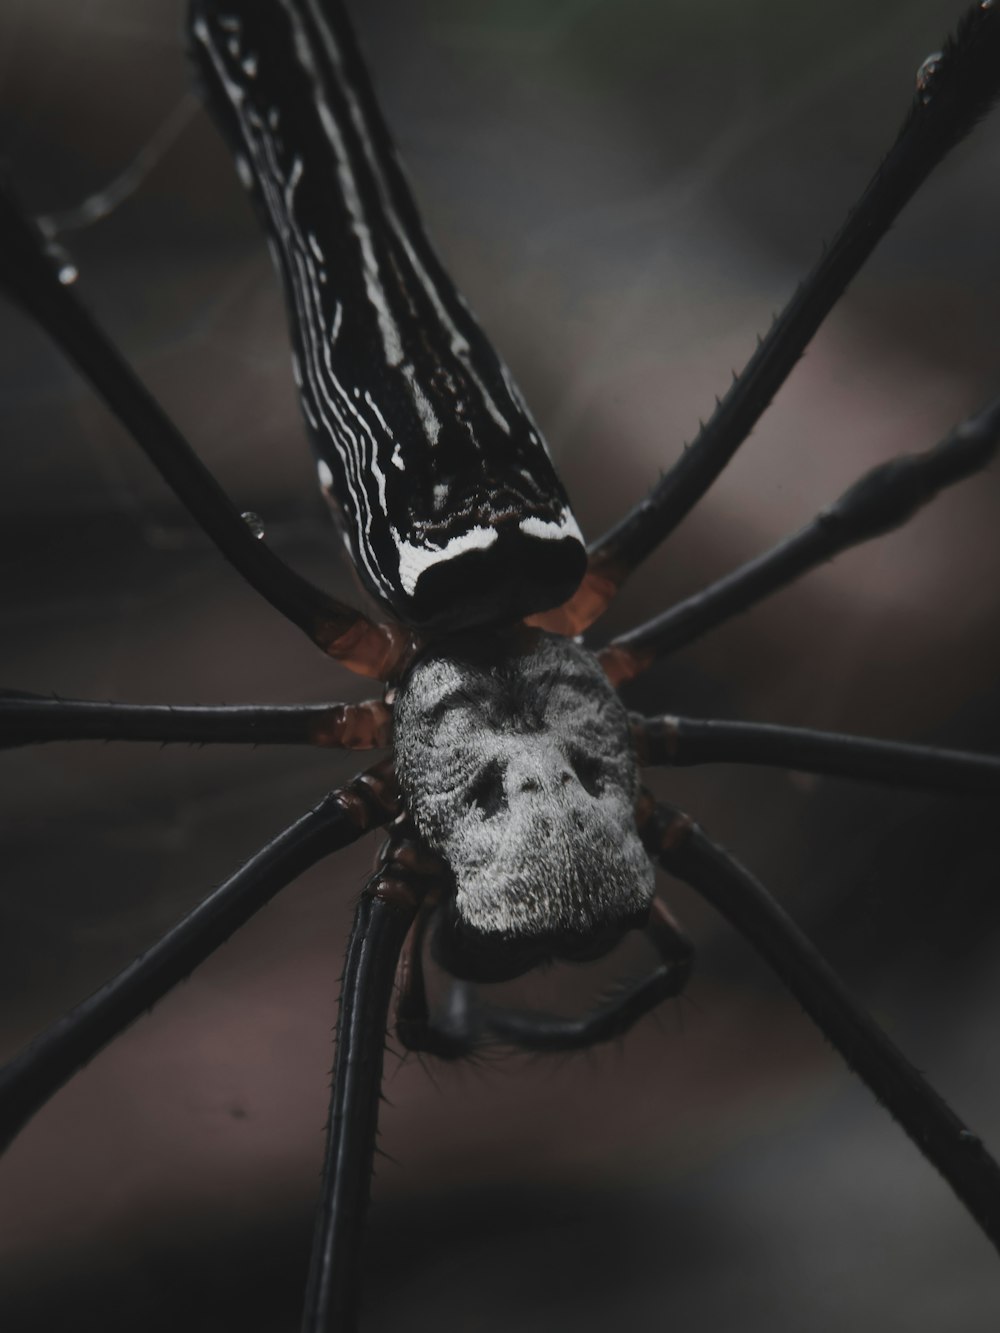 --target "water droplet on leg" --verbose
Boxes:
[241,510,265,540]
[915,52,943,103]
